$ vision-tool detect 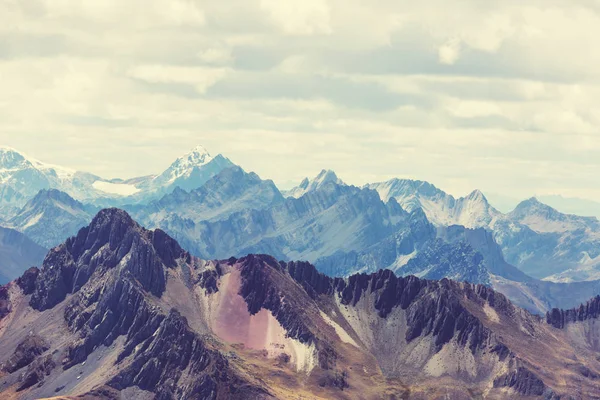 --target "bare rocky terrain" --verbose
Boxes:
[1,209,600,399]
